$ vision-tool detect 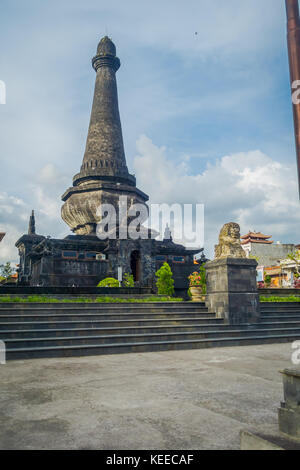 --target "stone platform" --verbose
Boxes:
[0,343,294,450]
